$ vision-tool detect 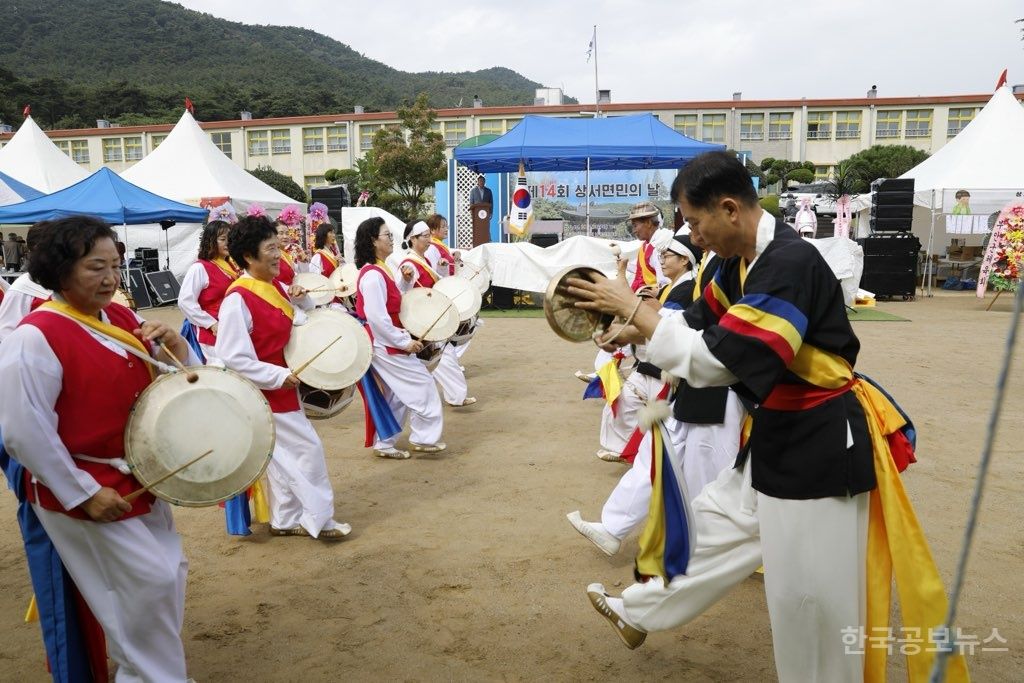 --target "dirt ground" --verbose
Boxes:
[1,291,1022,682]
